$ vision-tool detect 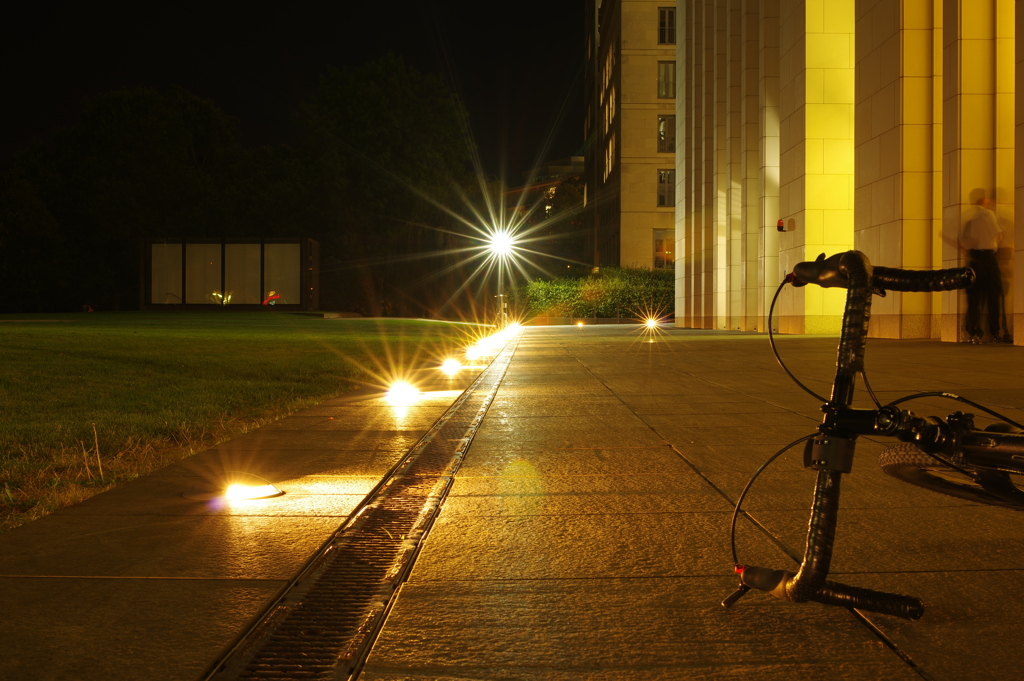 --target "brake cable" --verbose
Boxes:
[731,276,820,564]
[768,278,827,403]
[729,434,814,564]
